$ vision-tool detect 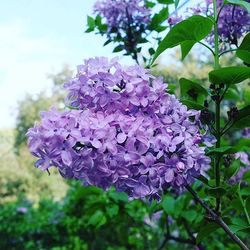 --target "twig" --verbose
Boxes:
[198,41,215,56]
[186,185,249,250]
[158,234,196,250]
